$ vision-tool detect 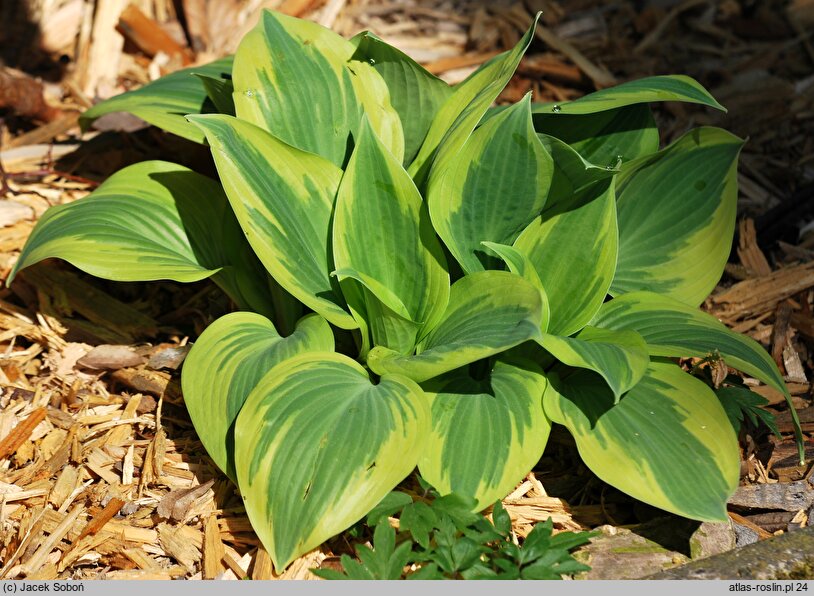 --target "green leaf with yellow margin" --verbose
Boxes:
[409,13,540,186]
[533,105,658,167]
[351,32,452,165]
[480,242,550,333]
[232,10,403,166]
[531,75,725,115]
[6,160,273,317]
[429,95,553,274]
[235,351,429,571]
[418,355,550,509]
[346,59,405,164]
[591,291,806,463]
[367,271,543,382]
[333,117,449,353]
[79,57,233,142]
[188,114,357,329]
[537,326,649,401]
[182,313,333,481]
[611,127,744,306]
[514,177,618,337]
[544,362,739,521]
